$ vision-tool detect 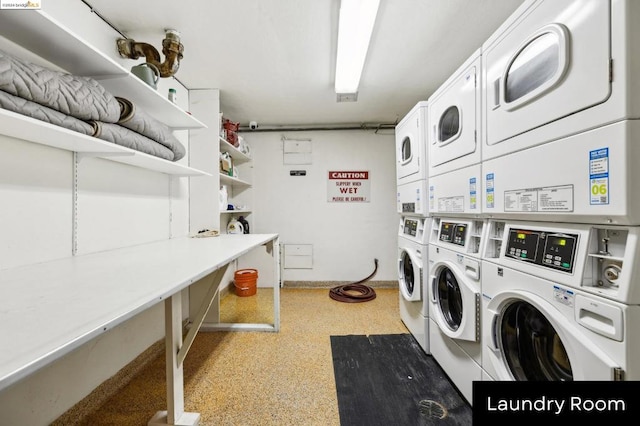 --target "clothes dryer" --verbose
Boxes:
[427,49,482,217]
[398,215,430,353]
[428,48,481,179]
[395,101,428,186]
[427,216,486,404]
[482,0,640,162]
[481,219,640,381]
